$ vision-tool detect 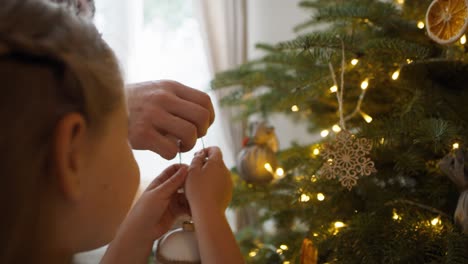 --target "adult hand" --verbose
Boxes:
[127,80,215,159]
